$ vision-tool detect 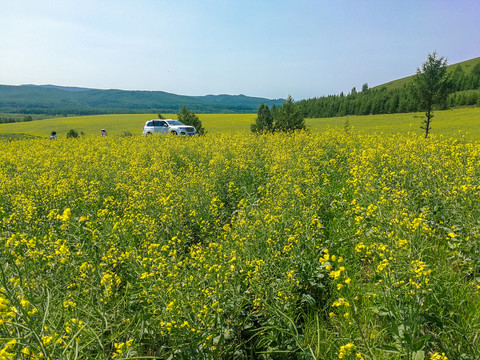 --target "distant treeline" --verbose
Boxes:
[0,104,269,117]
[0,104,274,116]
[297,62,480,118]
[0,115,34,124]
